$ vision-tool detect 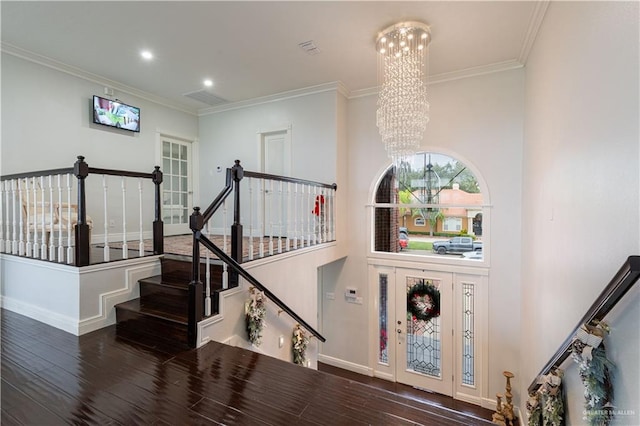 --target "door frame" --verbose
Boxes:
[368,260,489,406]
[155,132,198,236]
[256,126,292,237]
